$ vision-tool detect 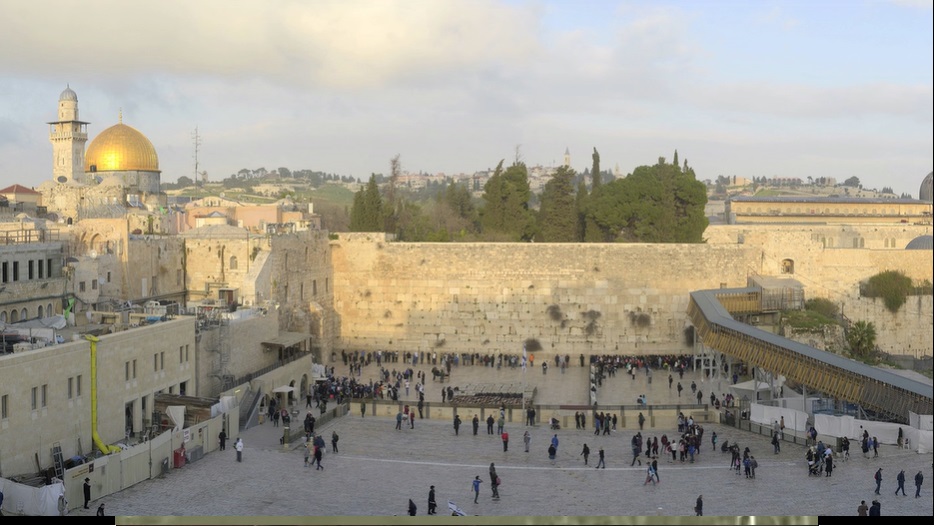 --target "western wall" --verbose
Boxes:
[328,225,934,359]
